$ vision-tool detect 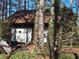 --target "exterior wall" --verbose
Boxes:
[11,28,16,41]
[11,28,32,43]
[16,29,27,43]
[11,28,48,43]
[44,30,48,43]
